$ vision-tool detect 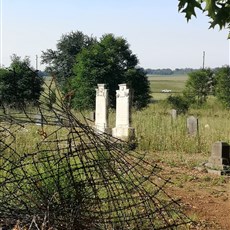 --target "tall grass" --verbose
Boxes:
[106,90,230,168]
[128,97,230,167]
